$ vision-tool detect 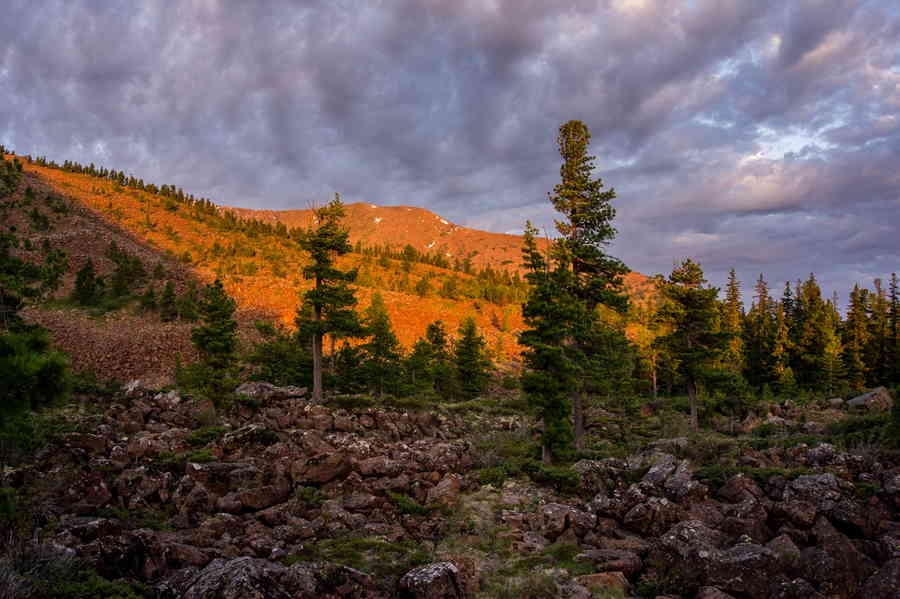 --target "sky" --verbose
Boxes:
[2,0,899,307]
